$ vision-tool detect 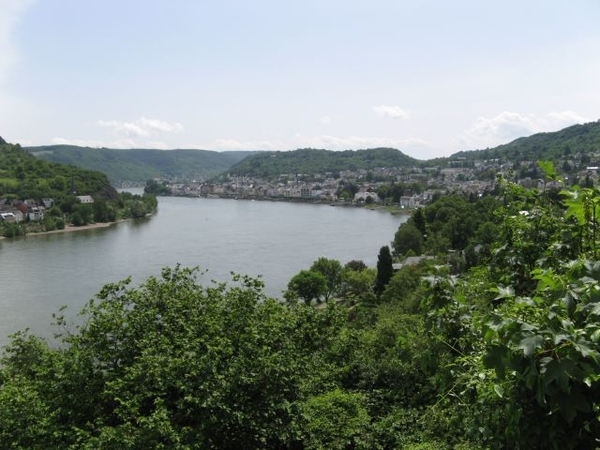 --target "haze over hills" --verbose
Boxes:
[22,121,600,182]
[26,145,256,182]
